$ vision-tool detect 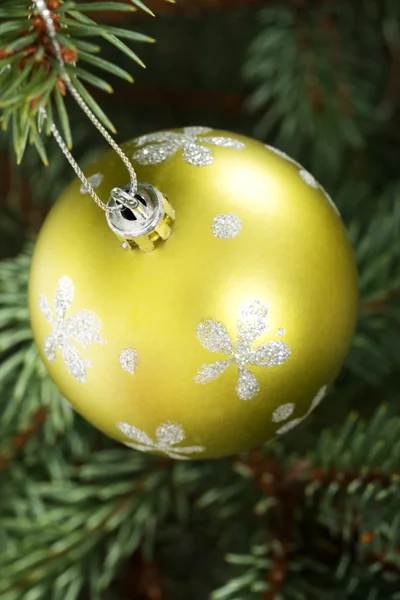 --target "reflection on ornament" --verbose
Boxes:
[80,172,104,195]
[117,421,205,460]
[119,348,138,374]
[276,385,328,435]
[38,276,105,383]
[132,126,245,167]
[194,299,291,400]
[212,213,242,240]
